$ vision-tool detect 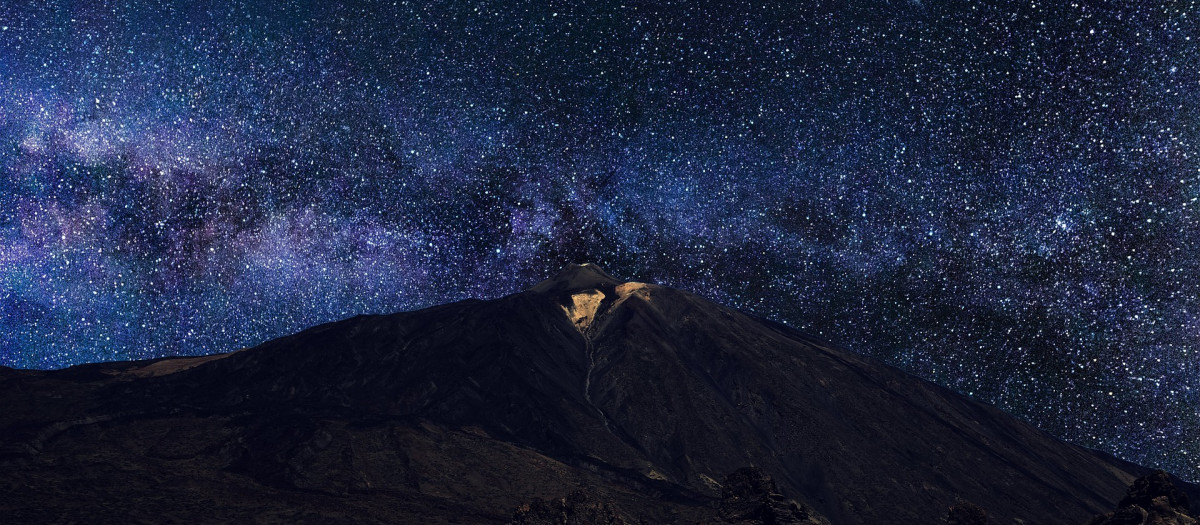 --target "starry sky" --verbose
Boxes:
[2,0,1199,479]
